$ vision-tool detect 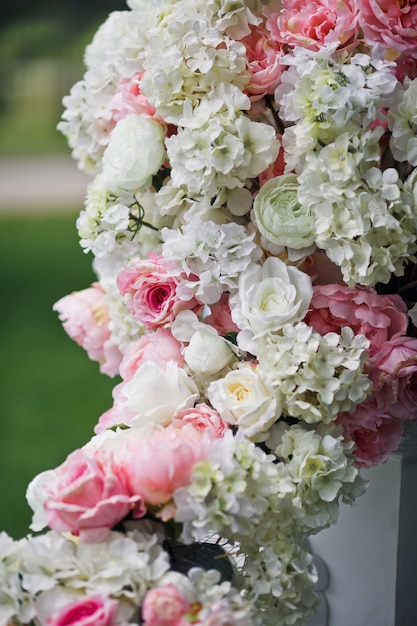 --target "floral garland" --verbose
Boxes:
[2,1,417,625]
